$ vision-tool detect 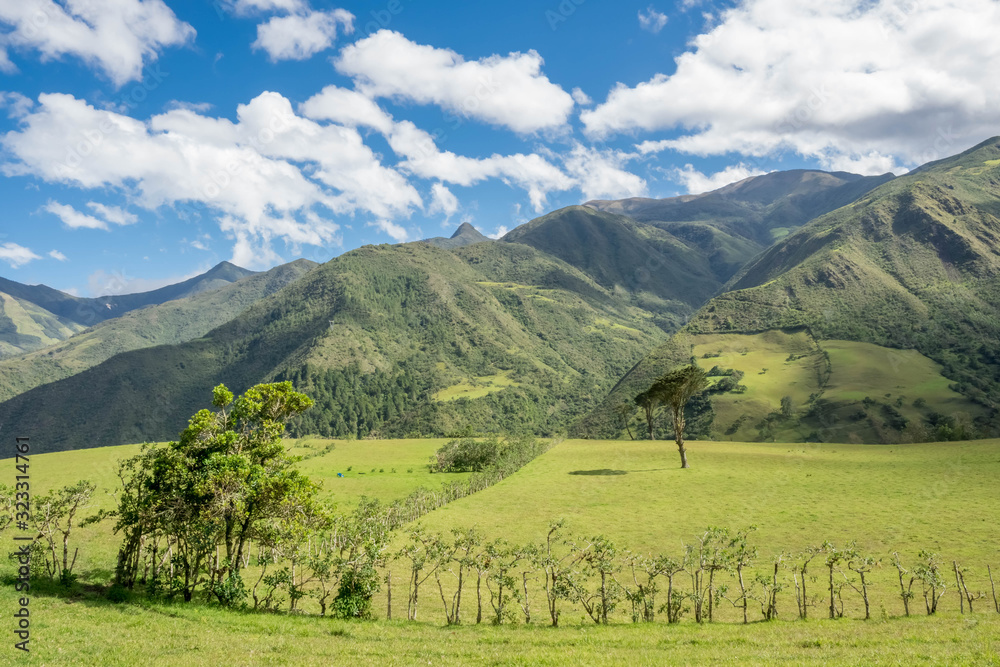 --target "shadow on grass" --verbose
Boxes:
[569,469,628,476]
